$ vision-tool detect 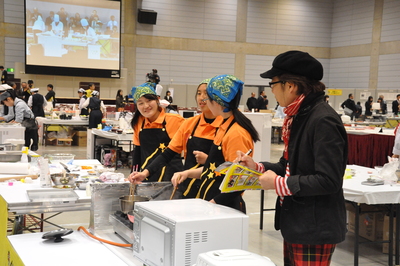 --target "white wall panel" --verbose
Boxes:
[135,48,234,86]
[381,0,400,42]
[378,54,400,89]
[4,0,24,25]
[328,56,370,89]
[246,0,333,47]
[331,0,374,47]
[137,0,236,42]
